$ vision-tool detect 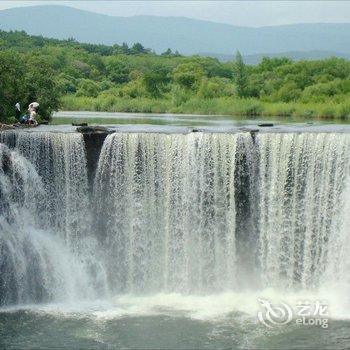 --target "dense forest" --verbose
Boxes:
[1,30,350,122]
